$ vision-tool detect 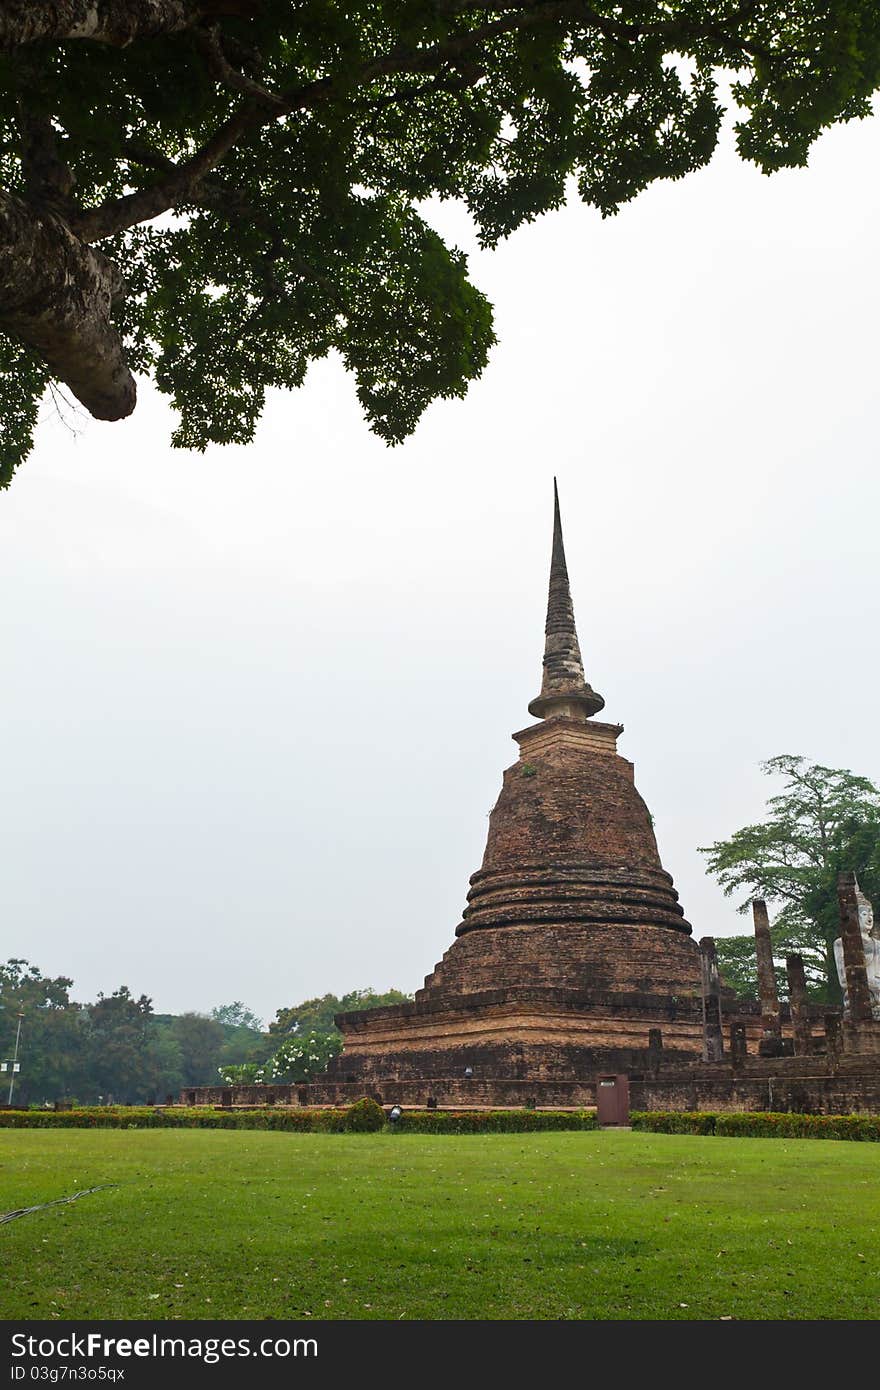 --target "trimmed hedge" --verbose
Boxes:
[0,1107,351,1132]
[385,1109,598,1134]
[631,1111,880,1141]
[5,1107,878,1139]
[0,1104,598,1135]
[630,1111,718,1136]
